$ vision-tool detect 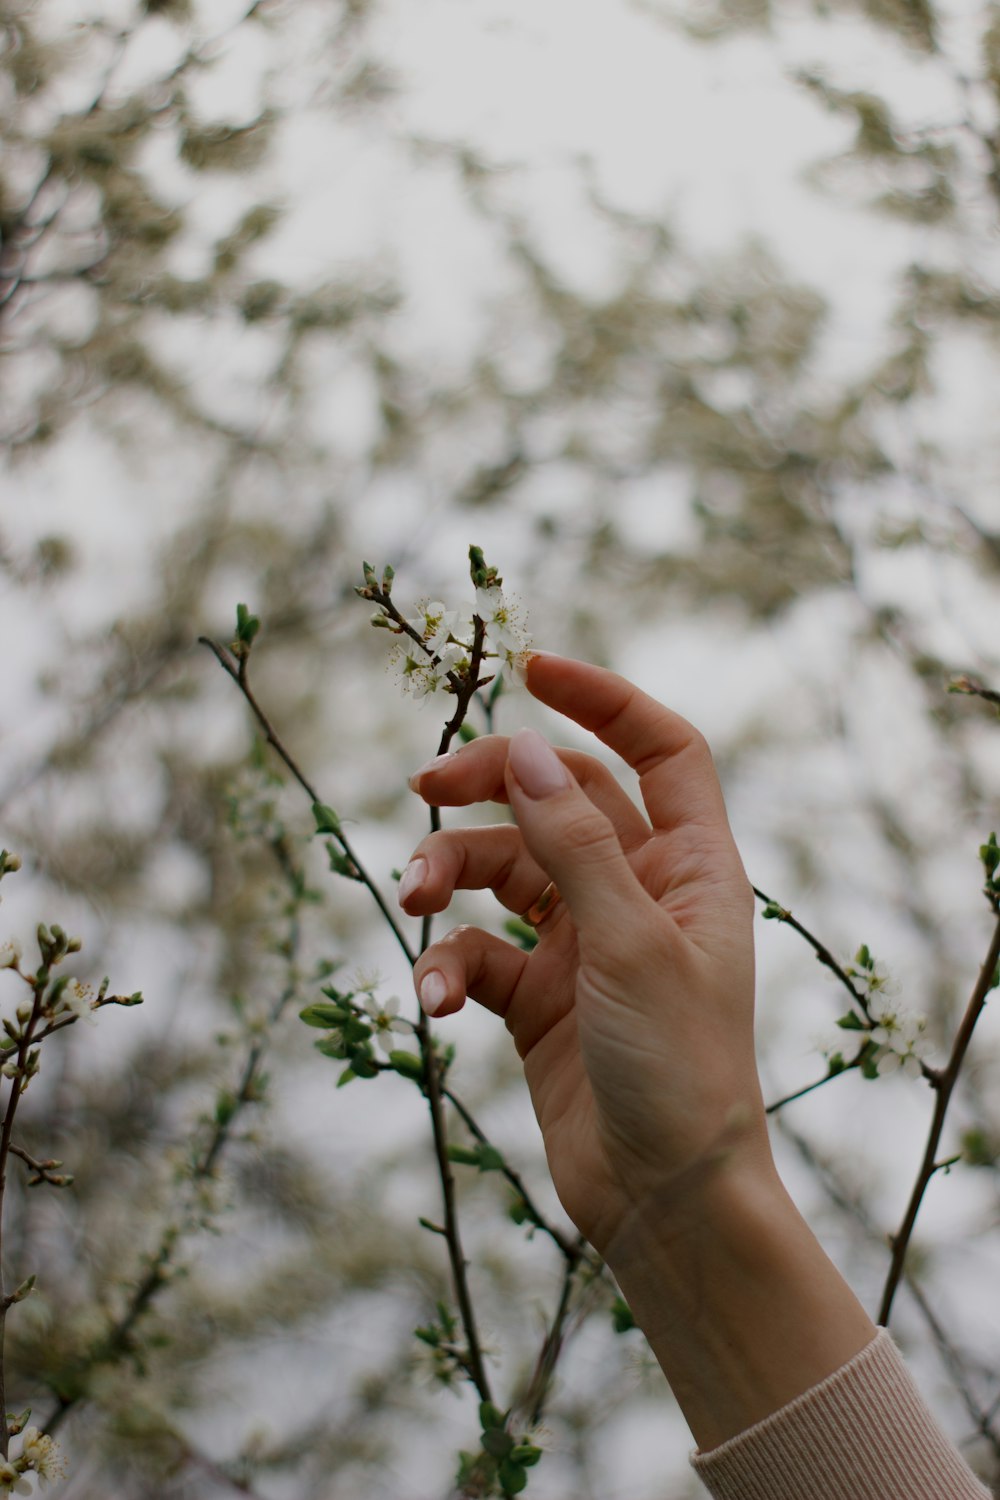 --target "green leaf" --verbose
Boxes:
[458,721,478,742]
[312,802,341,835]
[510,1444,542,1467]
[854,944,872,969]
[482,1428,513,1458]
[348,1052,378,1079]
[836,1011,866,1031]
[826,1051,847,1076]
[498,1458,528,1494]
[476,1144,505,1173]
[299,1003,344,1028]
[336,1066,356,1087]
[479,1401,507,1432]
[314,1036,348,1059]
